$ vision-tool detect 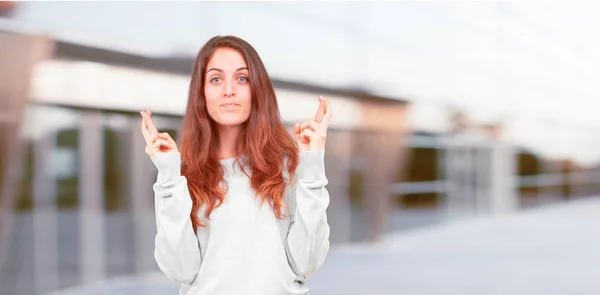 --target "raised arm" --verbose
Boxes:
[286,96,333,277]
[141,110,201,284]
